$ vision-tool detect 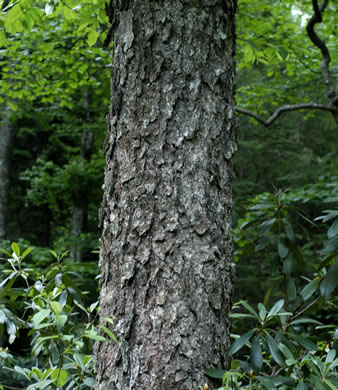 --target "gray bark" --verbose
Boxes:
[96,1,237,389]
[0,107,13,240]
